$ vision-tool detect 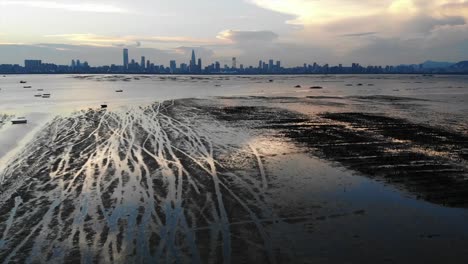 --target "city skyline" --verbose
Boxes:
[2,48,467,74]
[1,0,468,66]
